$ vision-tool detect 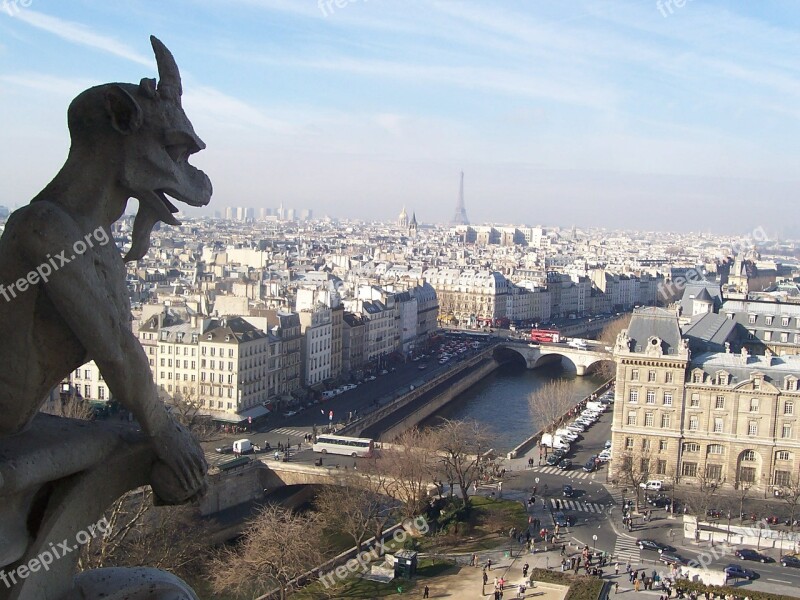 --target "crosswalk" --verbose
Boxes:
[270,427,309,438]
[549,498,606,514]
[529,465,596,480]
[612,534,641,564]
